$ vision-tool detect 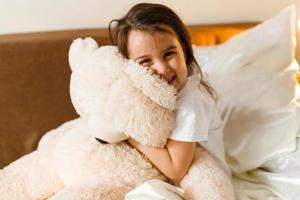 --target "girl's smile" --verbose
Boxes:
[127,26,188,92]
